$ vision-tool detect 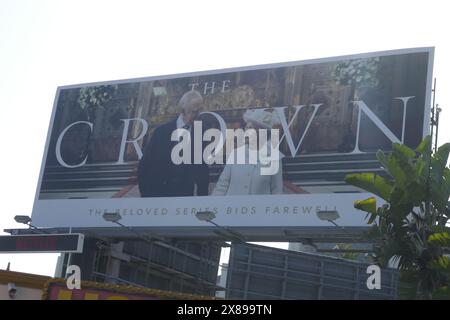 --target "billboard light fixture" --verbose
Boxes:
[195,211,216,222]
[13,215,50,234]
[102,212,122,223]
[14,215,32,225]
[316,210,340,222]
[316,210,352,236]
